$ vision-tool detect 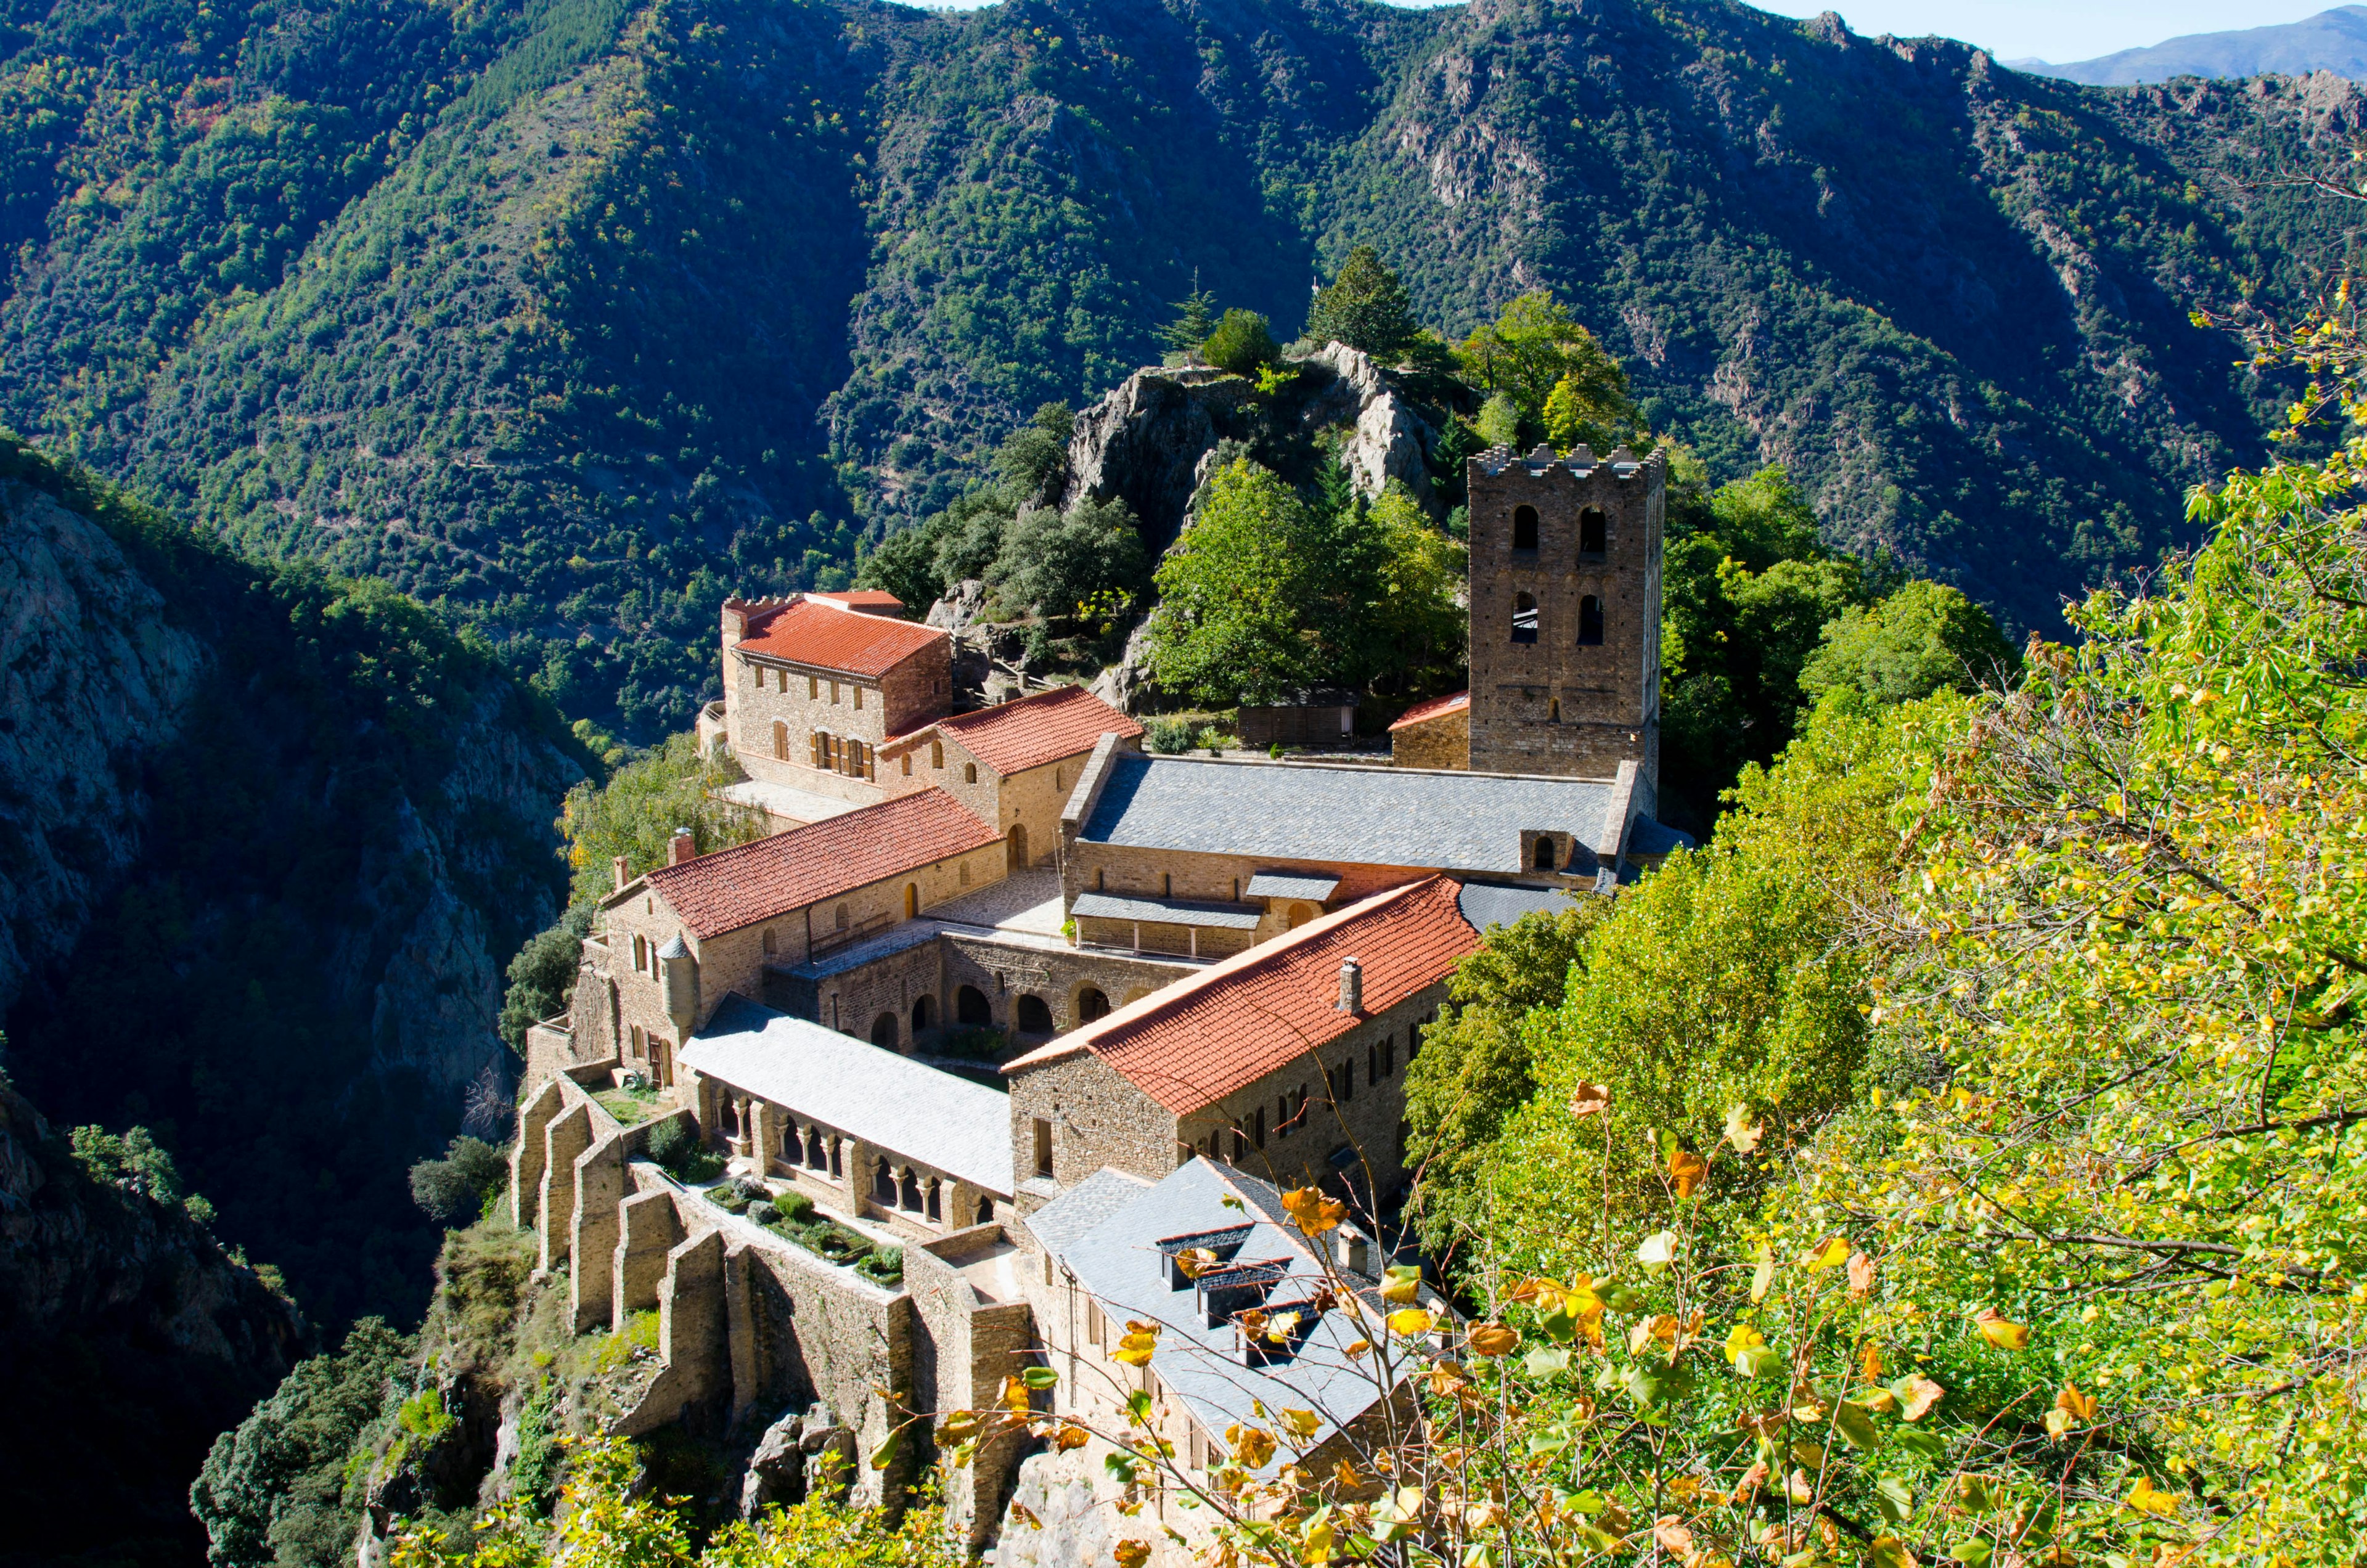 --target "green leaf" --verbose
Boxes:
[1834,1397,1883,1450]
[1893,1425,1945,1461]
[1020,1367,1059,1390]
[1874,1476,1913,1525]
[1950,1541,1994,1568]
[1524,1345,1573,1377]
